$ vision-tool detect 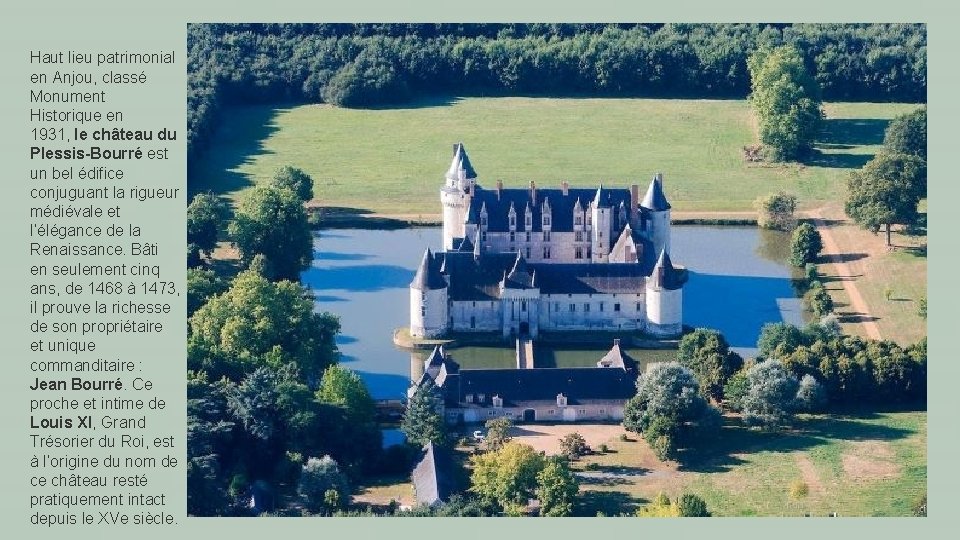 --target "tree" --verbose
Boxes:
[884,106,926,160]
[845,151,926,246]
[794,374,827,412]
[741,360,800,429]
[754,191,798,231]
[187,192,227,257]
[484,417,513,451]
[757,322,808,359]
[272,166,315,203]
[187,267,228,317]
[469,442,545,511]
[676,328,744,401]
[558,432,590,461]
[790,222,823,267]
[803,283,834,317]
[536,456,579,517]
[623,362,721,461]
[401,379,447,448]
[298,455,351,514]
[676,494,710,517]
[316,365,381,467]
[188,270,340,383]
[722,368,750,411]
[229,184,314,281]
[636,492,679,517]
[748,46,823,161]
